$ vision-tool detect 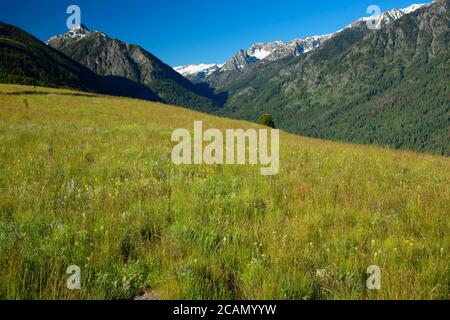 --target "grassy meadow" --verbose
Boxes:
[0,84,448,300]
